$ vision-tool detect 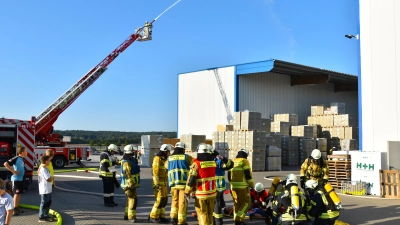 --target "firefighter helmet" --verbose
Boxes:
[175,142,187,149]
[239,148,249,155]
[197,143,213,154]
[286,173,297,186]
[124,144,137,154]
[311,149,321,159]
[108,144,118,152]
[255,183,264,192]
[305,179,318,189]
[160,144,172,151]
